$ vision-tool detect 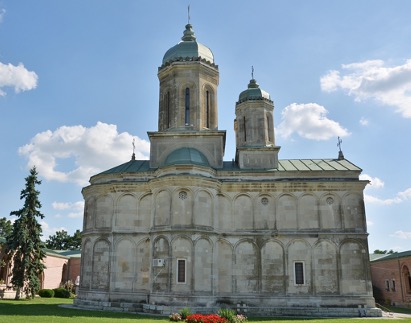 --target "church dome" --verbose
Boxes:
[162,24,214,65]
[237,78,271,104]
[164,147,209,166]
